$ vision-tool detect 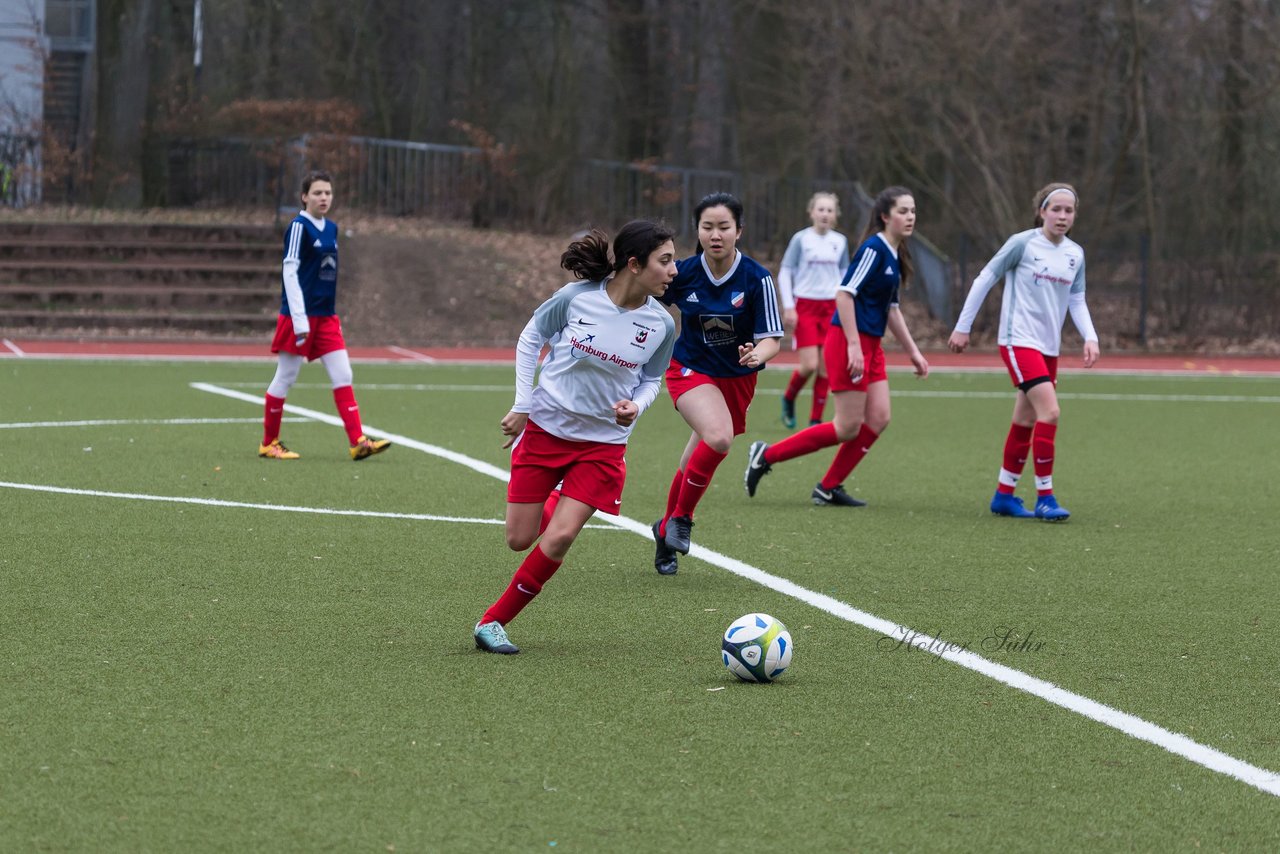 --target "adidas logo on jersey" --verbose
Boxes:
[313,239,322,248]
[686,293,699,303]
